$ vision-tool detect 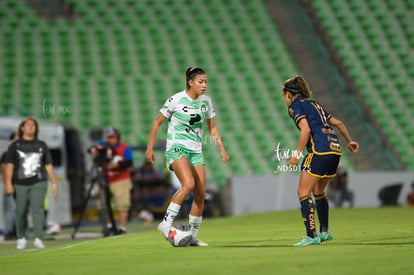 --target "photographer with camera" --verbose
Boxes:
[90,128,133,235]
